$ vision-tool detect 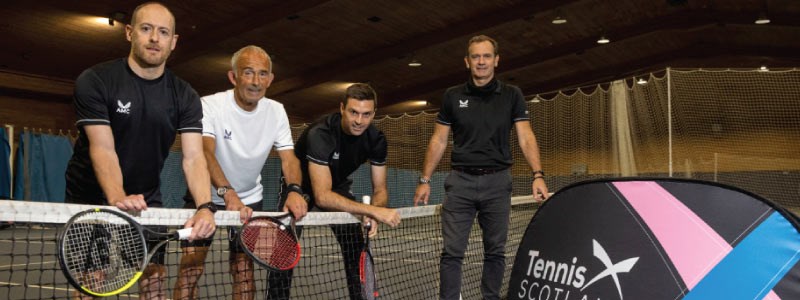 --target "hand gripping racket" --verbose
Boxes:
[57,208,192,297]
[238,212,301,271]
[360,195,378,299]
